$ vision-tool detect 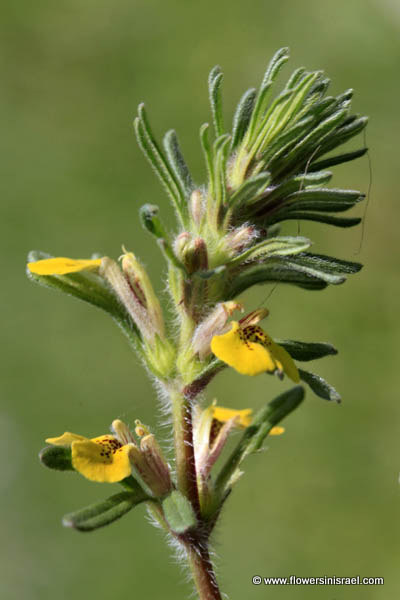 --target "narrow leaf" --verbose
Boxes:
[317,116,368,157]
[299,369,341,402]
[258,71,323,153]
[295,253,363,274]
[135,105,187,224]
[261,171,333,204]
[261,47,290,88]
[279,188,364,213]
[285,67,306,90]
[229,172,271,211]
[208,66,224,137]
[273,108,350,178]
[213,134,231,208]
[63,491,148,532]
[247,385,305,453]
[309,148,367,171]
[215,385,304,493]
[229,236,312,266]
[228,256,346,297]
[163,130,194,197]
[247,47,290,143]
[276,340,338,361]
[269,212,361,228]
[231,88,256,150]
[199,123,214,193]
